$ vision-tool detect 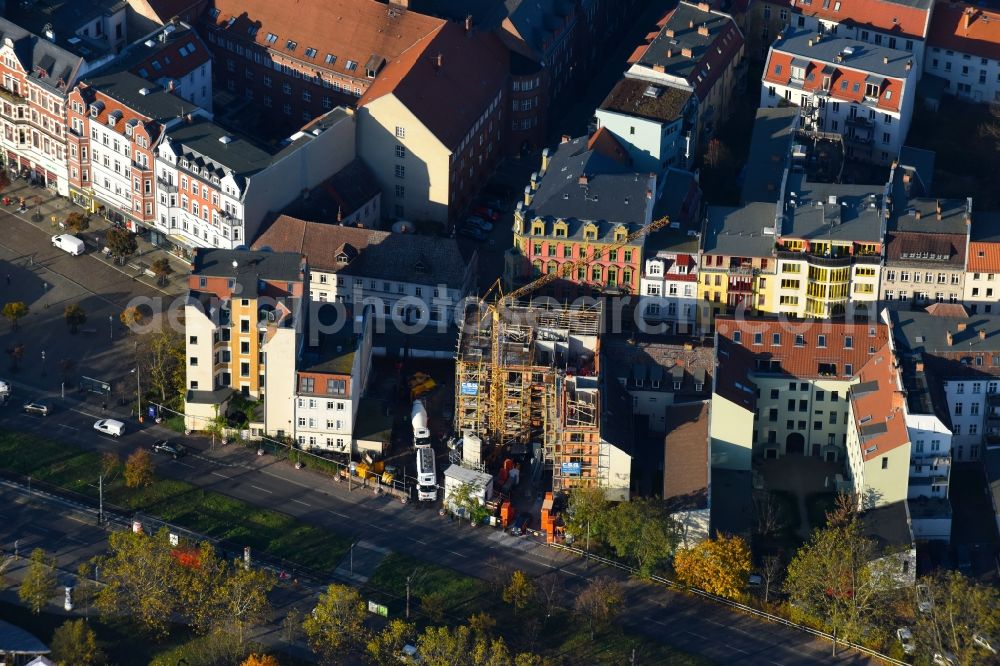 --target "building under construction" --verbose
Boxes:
[455,299,633,500]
